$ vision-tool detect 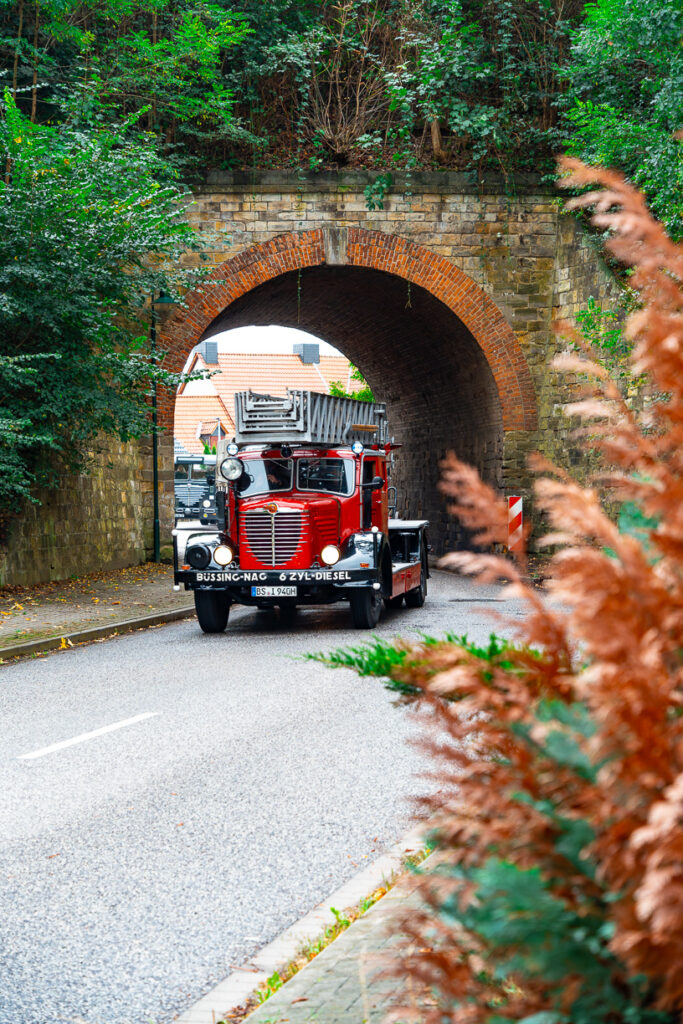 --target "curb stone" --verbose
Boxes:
[0,606,195,660]
[173,821,431,1024]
